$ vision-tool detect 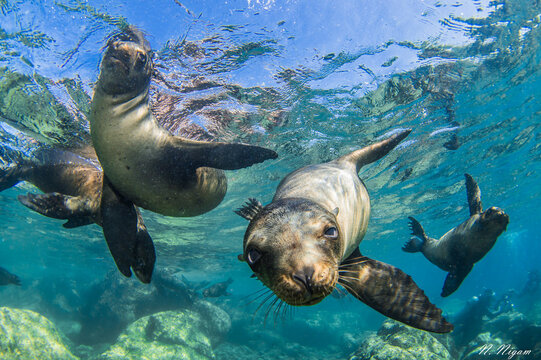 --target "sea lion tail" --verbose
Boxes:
[339,251,453,333]
[337,128,411,173]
